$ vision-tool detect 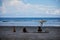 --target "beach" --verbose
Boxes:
[0,26,60,40]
